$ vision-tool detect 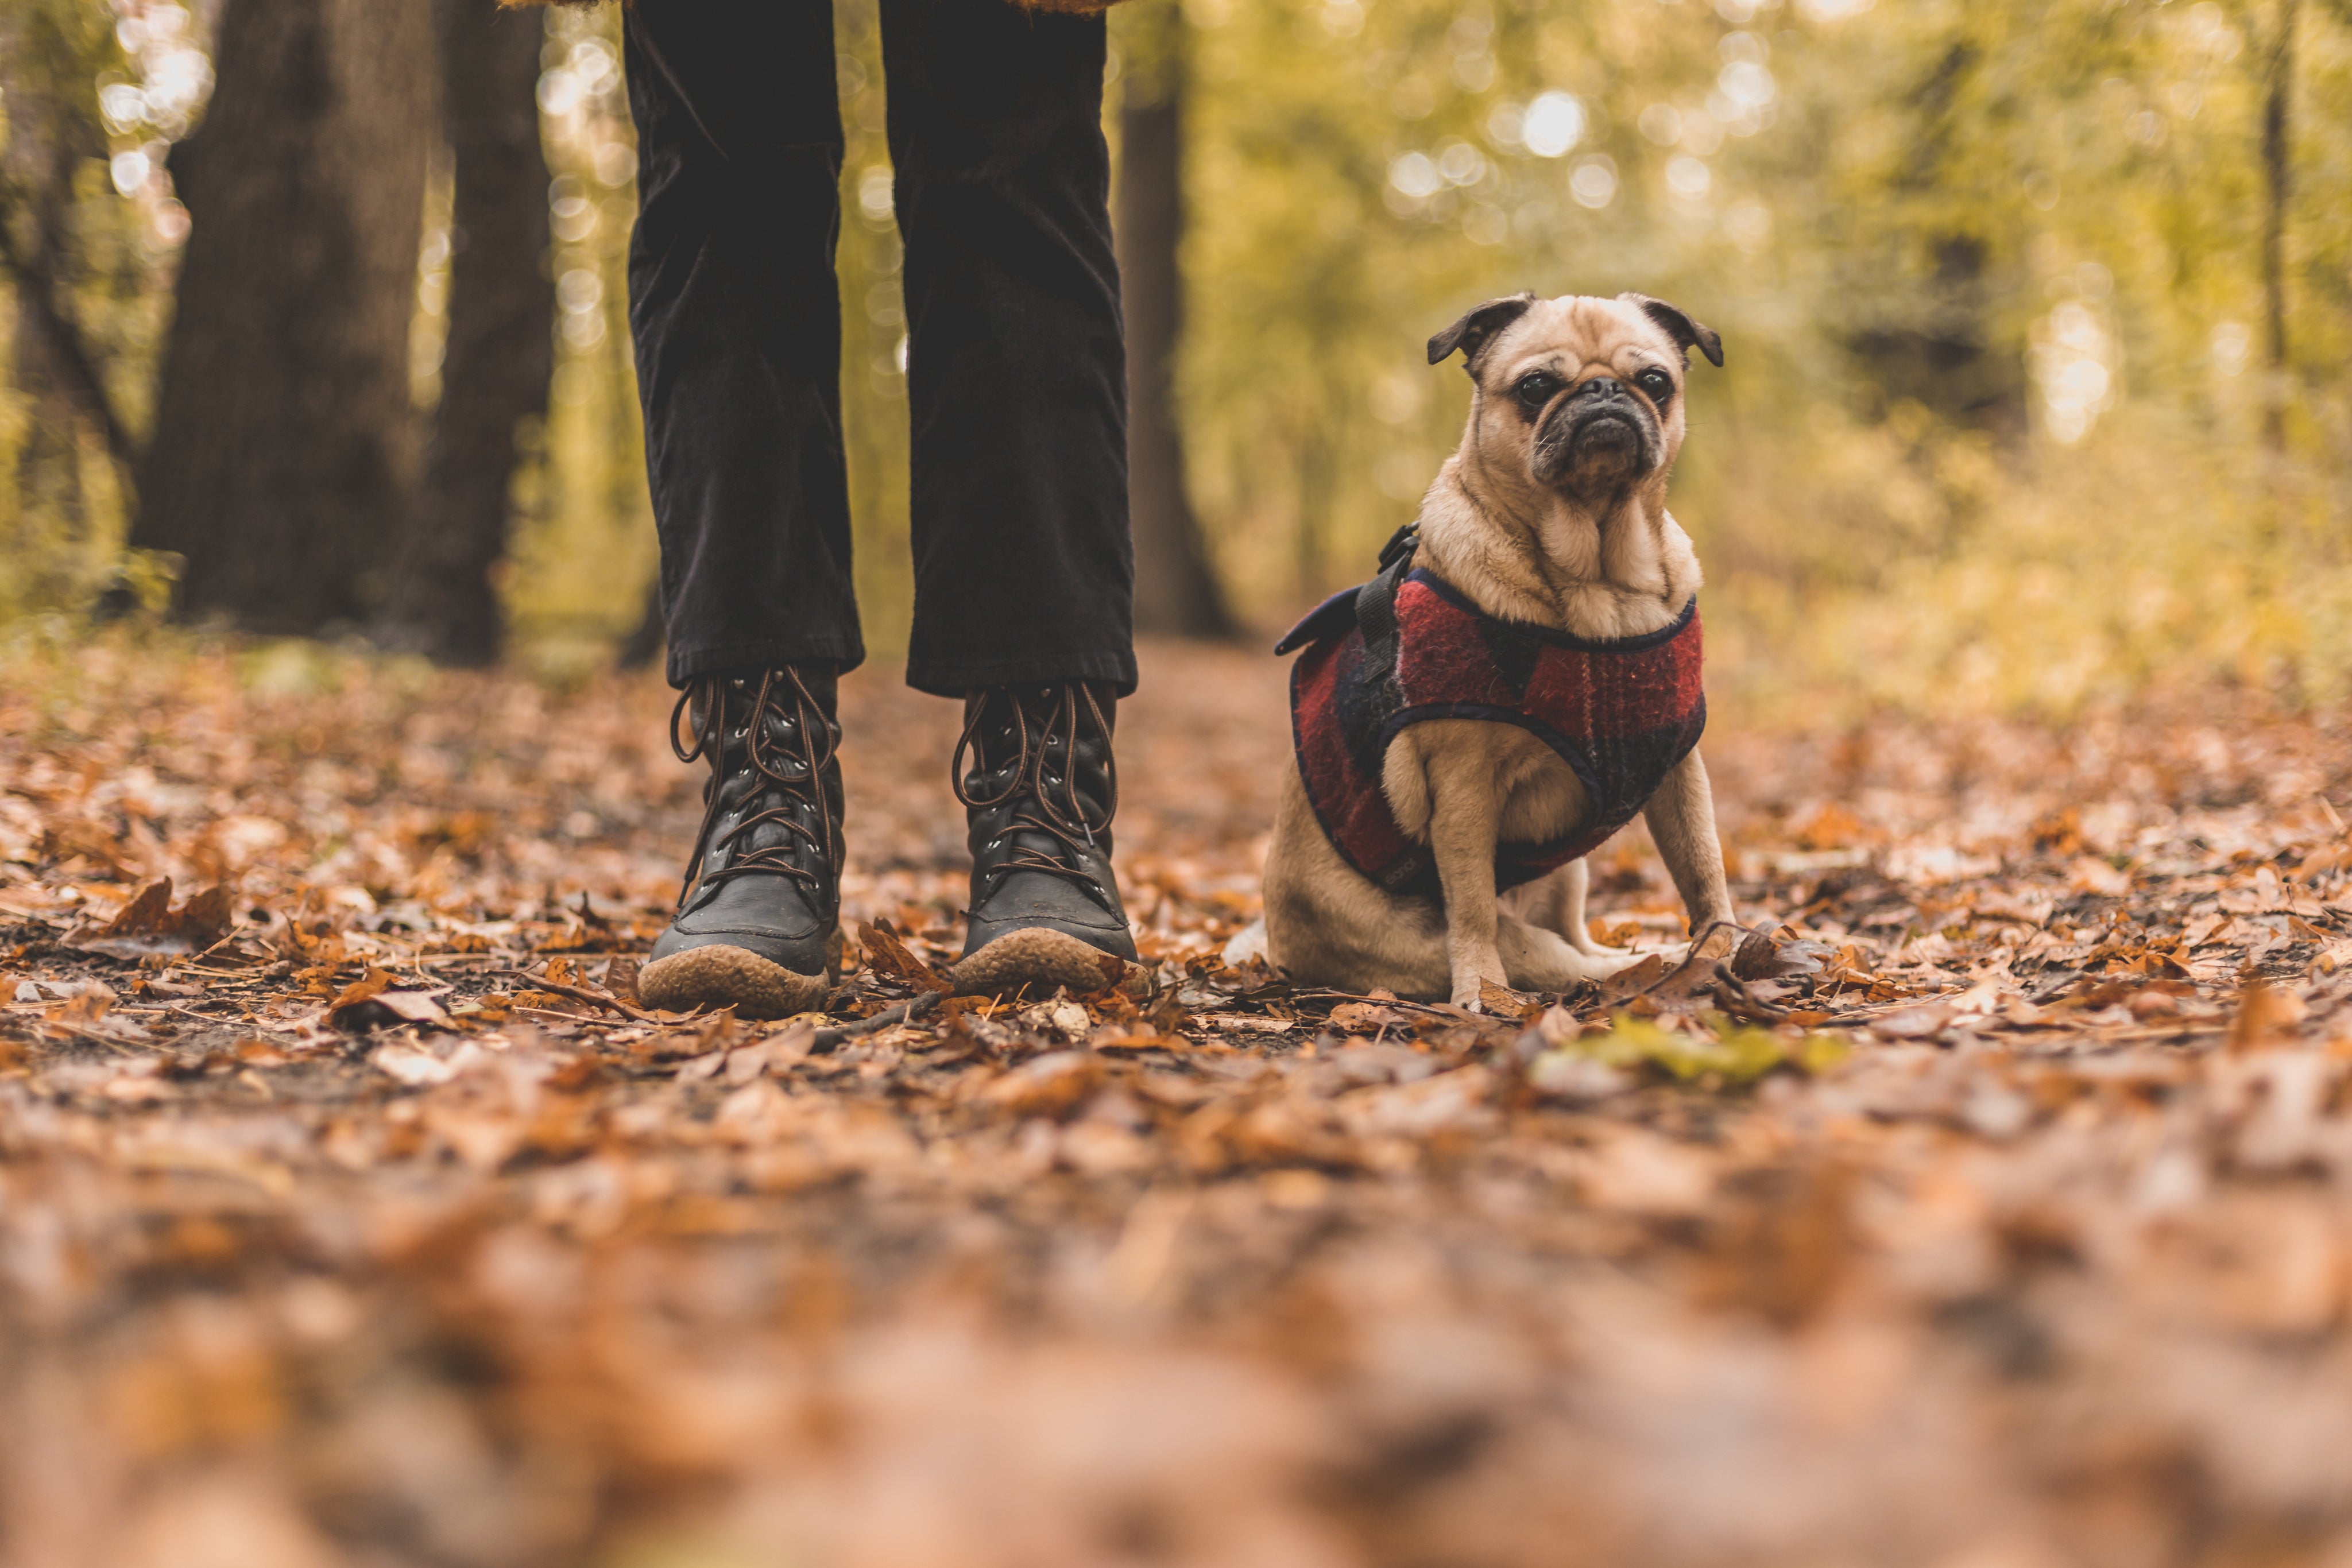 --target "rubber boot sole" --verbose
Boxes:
[638,938,835,1020]
[948,928,1154,1000]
